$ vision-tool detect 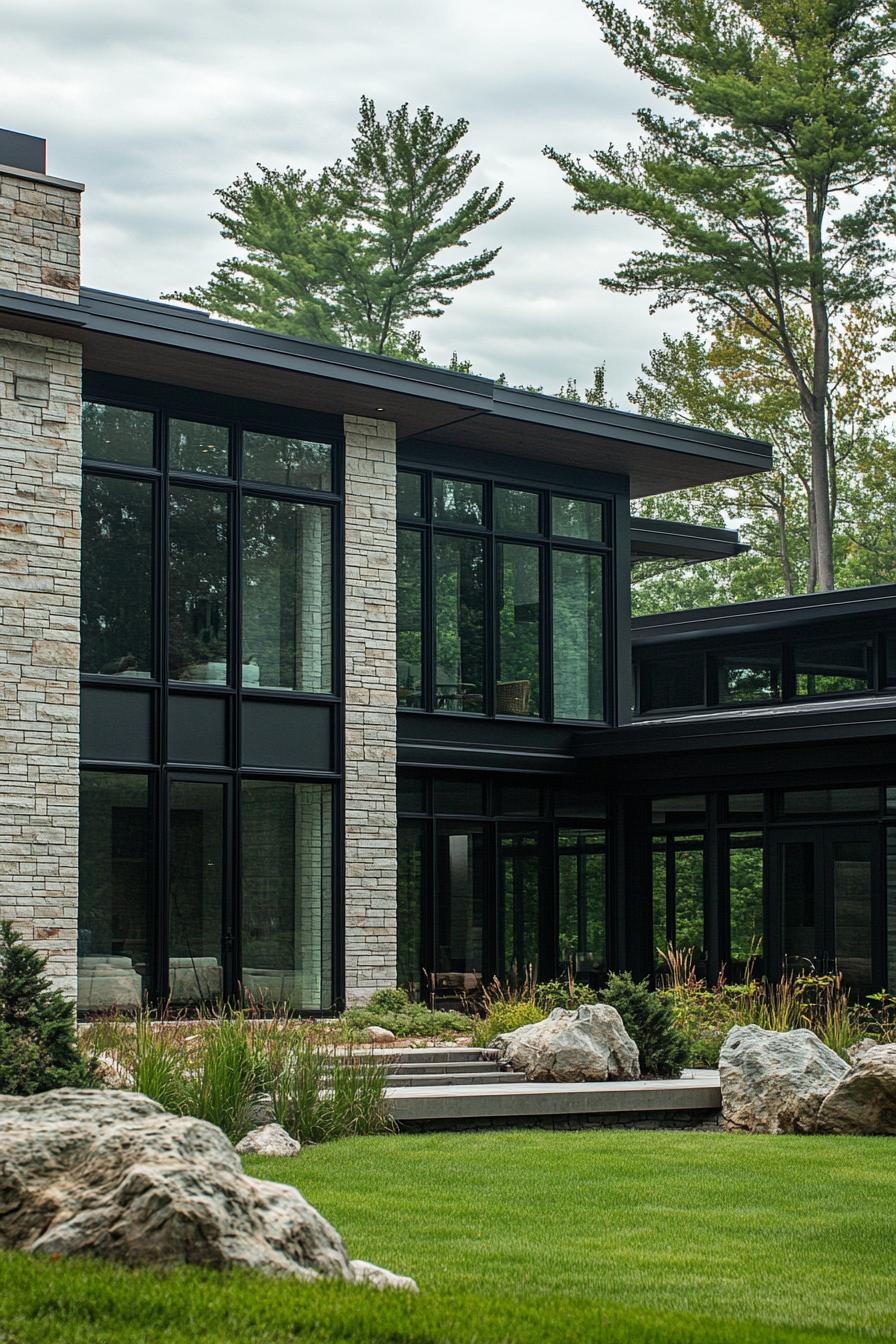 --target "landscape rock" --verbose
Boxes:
[235,1123,301,1157]
[248,1091,276,1126]
[365,1025,396,1043]
[719,1025,848,1133]
[350,1259,420,1292]
[817,1044,896,1135]
[846,1038,879,1066]
[0,1089,415,1289]
[490,1004,640,1082]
